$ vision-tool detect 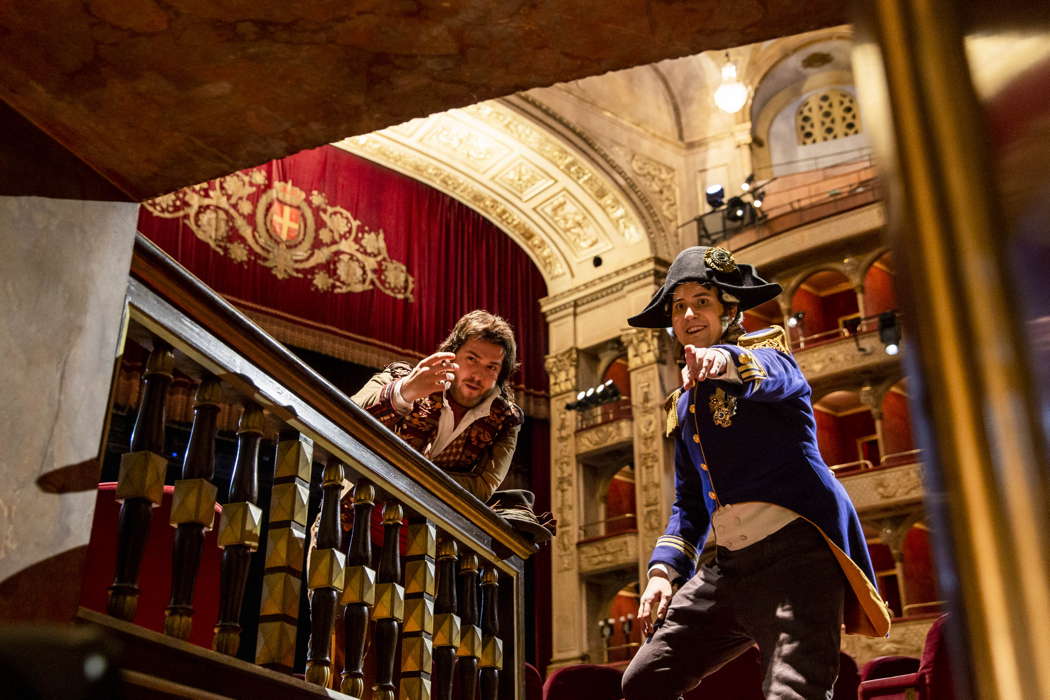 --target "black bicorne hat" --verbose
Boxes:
[627,246,782,329]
